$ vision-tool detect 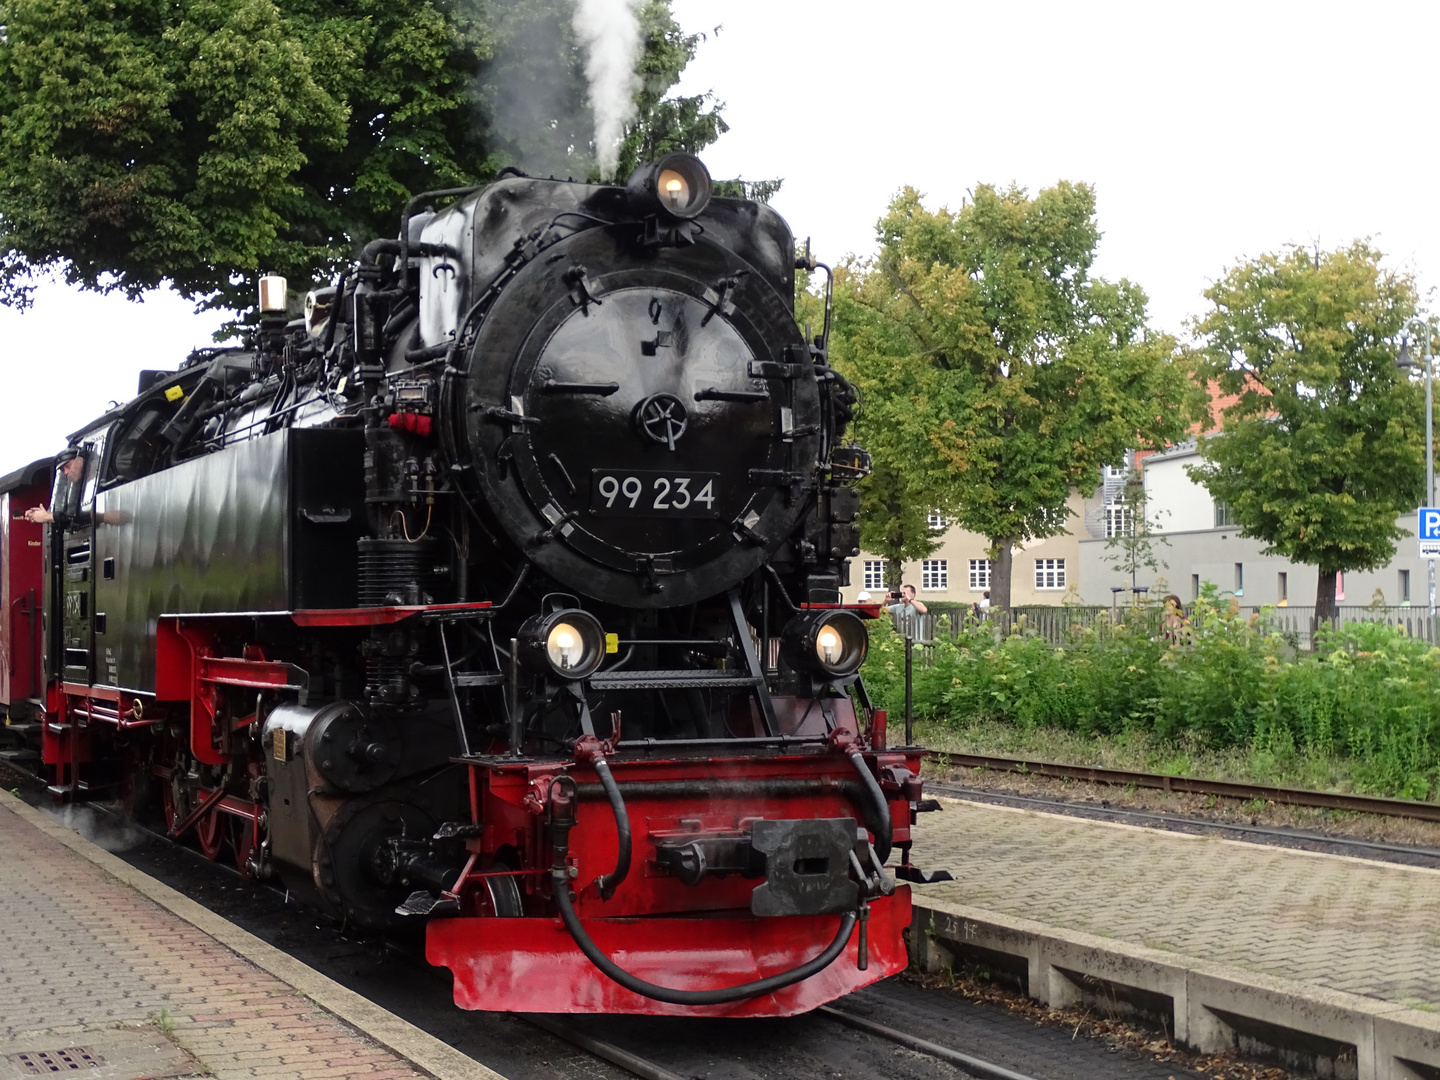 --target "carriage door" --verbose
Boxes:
[56,434,105,686]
